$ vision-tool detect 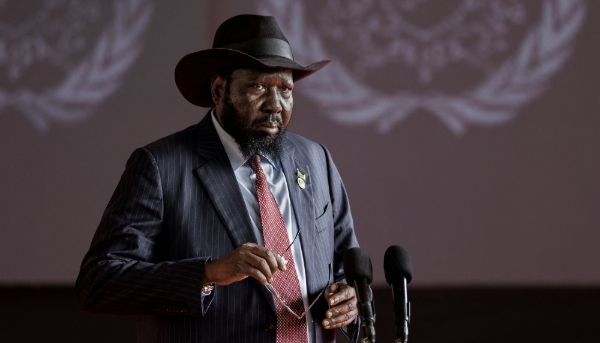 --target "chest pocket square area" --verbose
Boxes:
[315,202,331,233]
